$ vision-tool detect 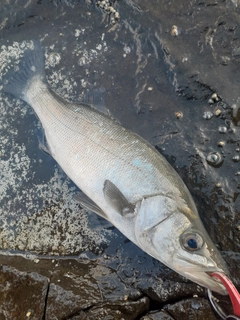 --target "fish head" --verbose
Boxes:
[134,195,229,295]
